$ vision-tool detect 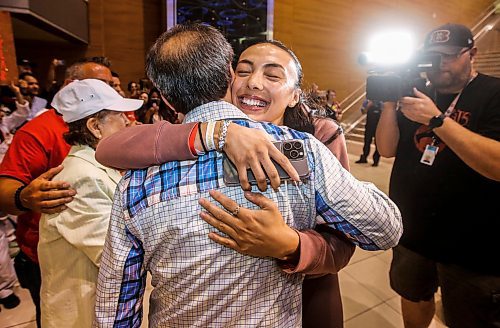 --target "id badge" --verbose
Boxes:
[420,144,439,166]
